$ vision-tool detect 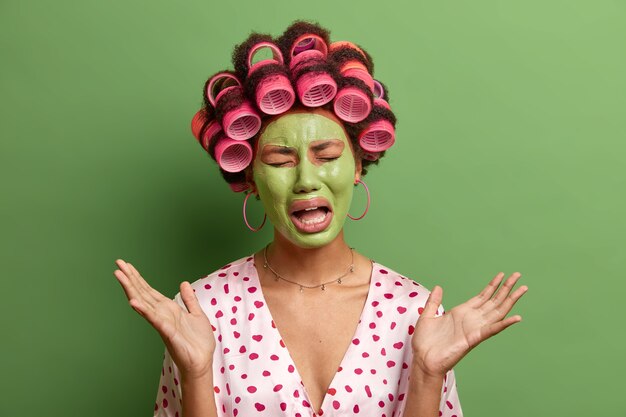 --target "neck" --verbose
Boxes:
[265,229,353,286]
